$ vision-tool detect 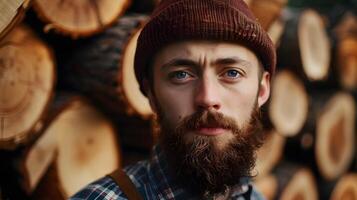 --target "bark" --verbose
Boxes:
[59,13,155,150]
[284,91,355,181]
